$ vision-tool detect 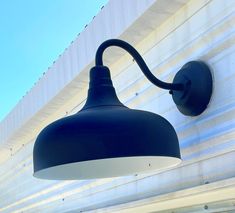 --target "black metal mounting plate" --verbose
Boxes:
[172,61,213,116]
